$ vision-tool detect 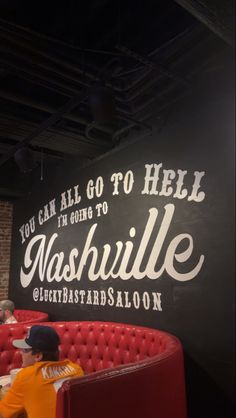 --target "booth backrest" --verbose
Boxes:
[0,321,187,418]
[54,321,177,373]
[13,309,49,323]
[0,321,182,372]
